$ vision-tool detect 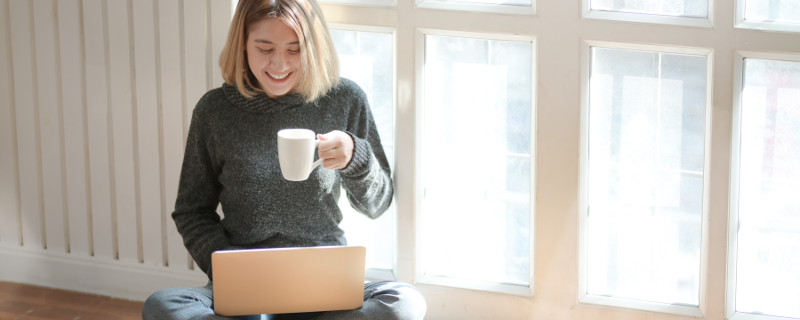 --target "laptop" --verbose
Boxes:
[211,245,366,316]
